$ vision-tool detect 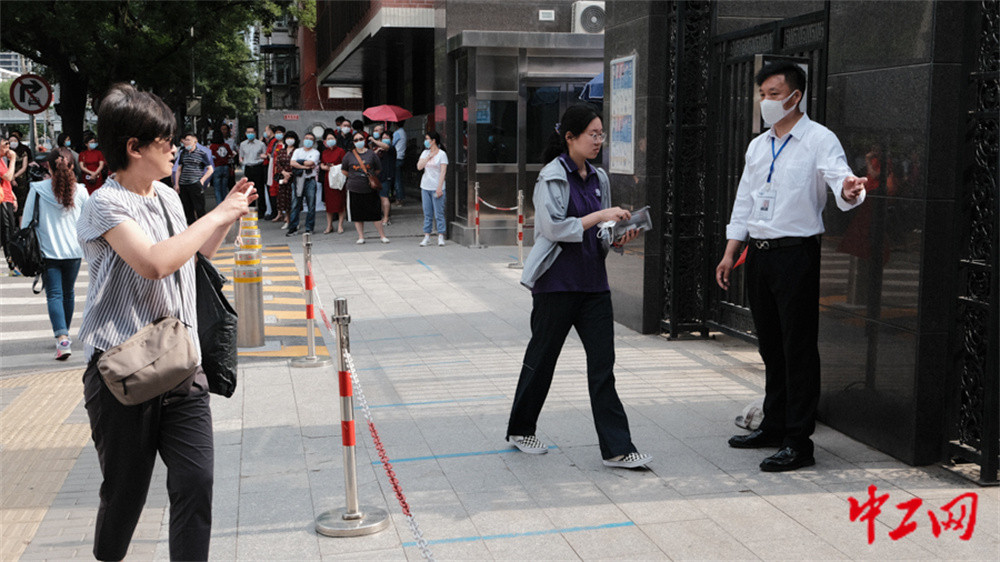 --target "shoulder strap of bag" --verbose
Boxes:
[155,192,186,312]
[30,192,40,226]
[353,150,371,175]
